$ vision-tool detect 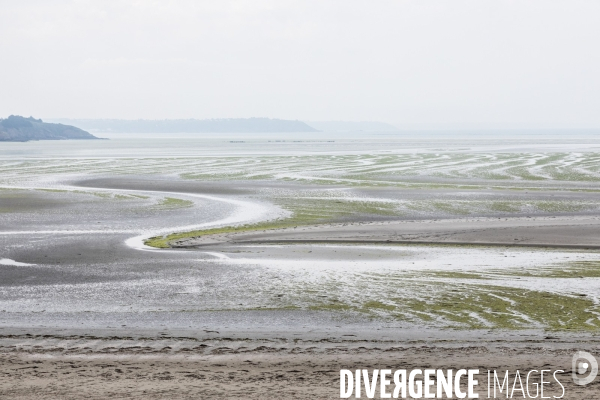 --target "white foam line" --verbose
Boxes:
[121,191,274,252]
[0,183,278,253]
[0,258,36,266]
[0,230,136,235]
[201,252,230,260]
